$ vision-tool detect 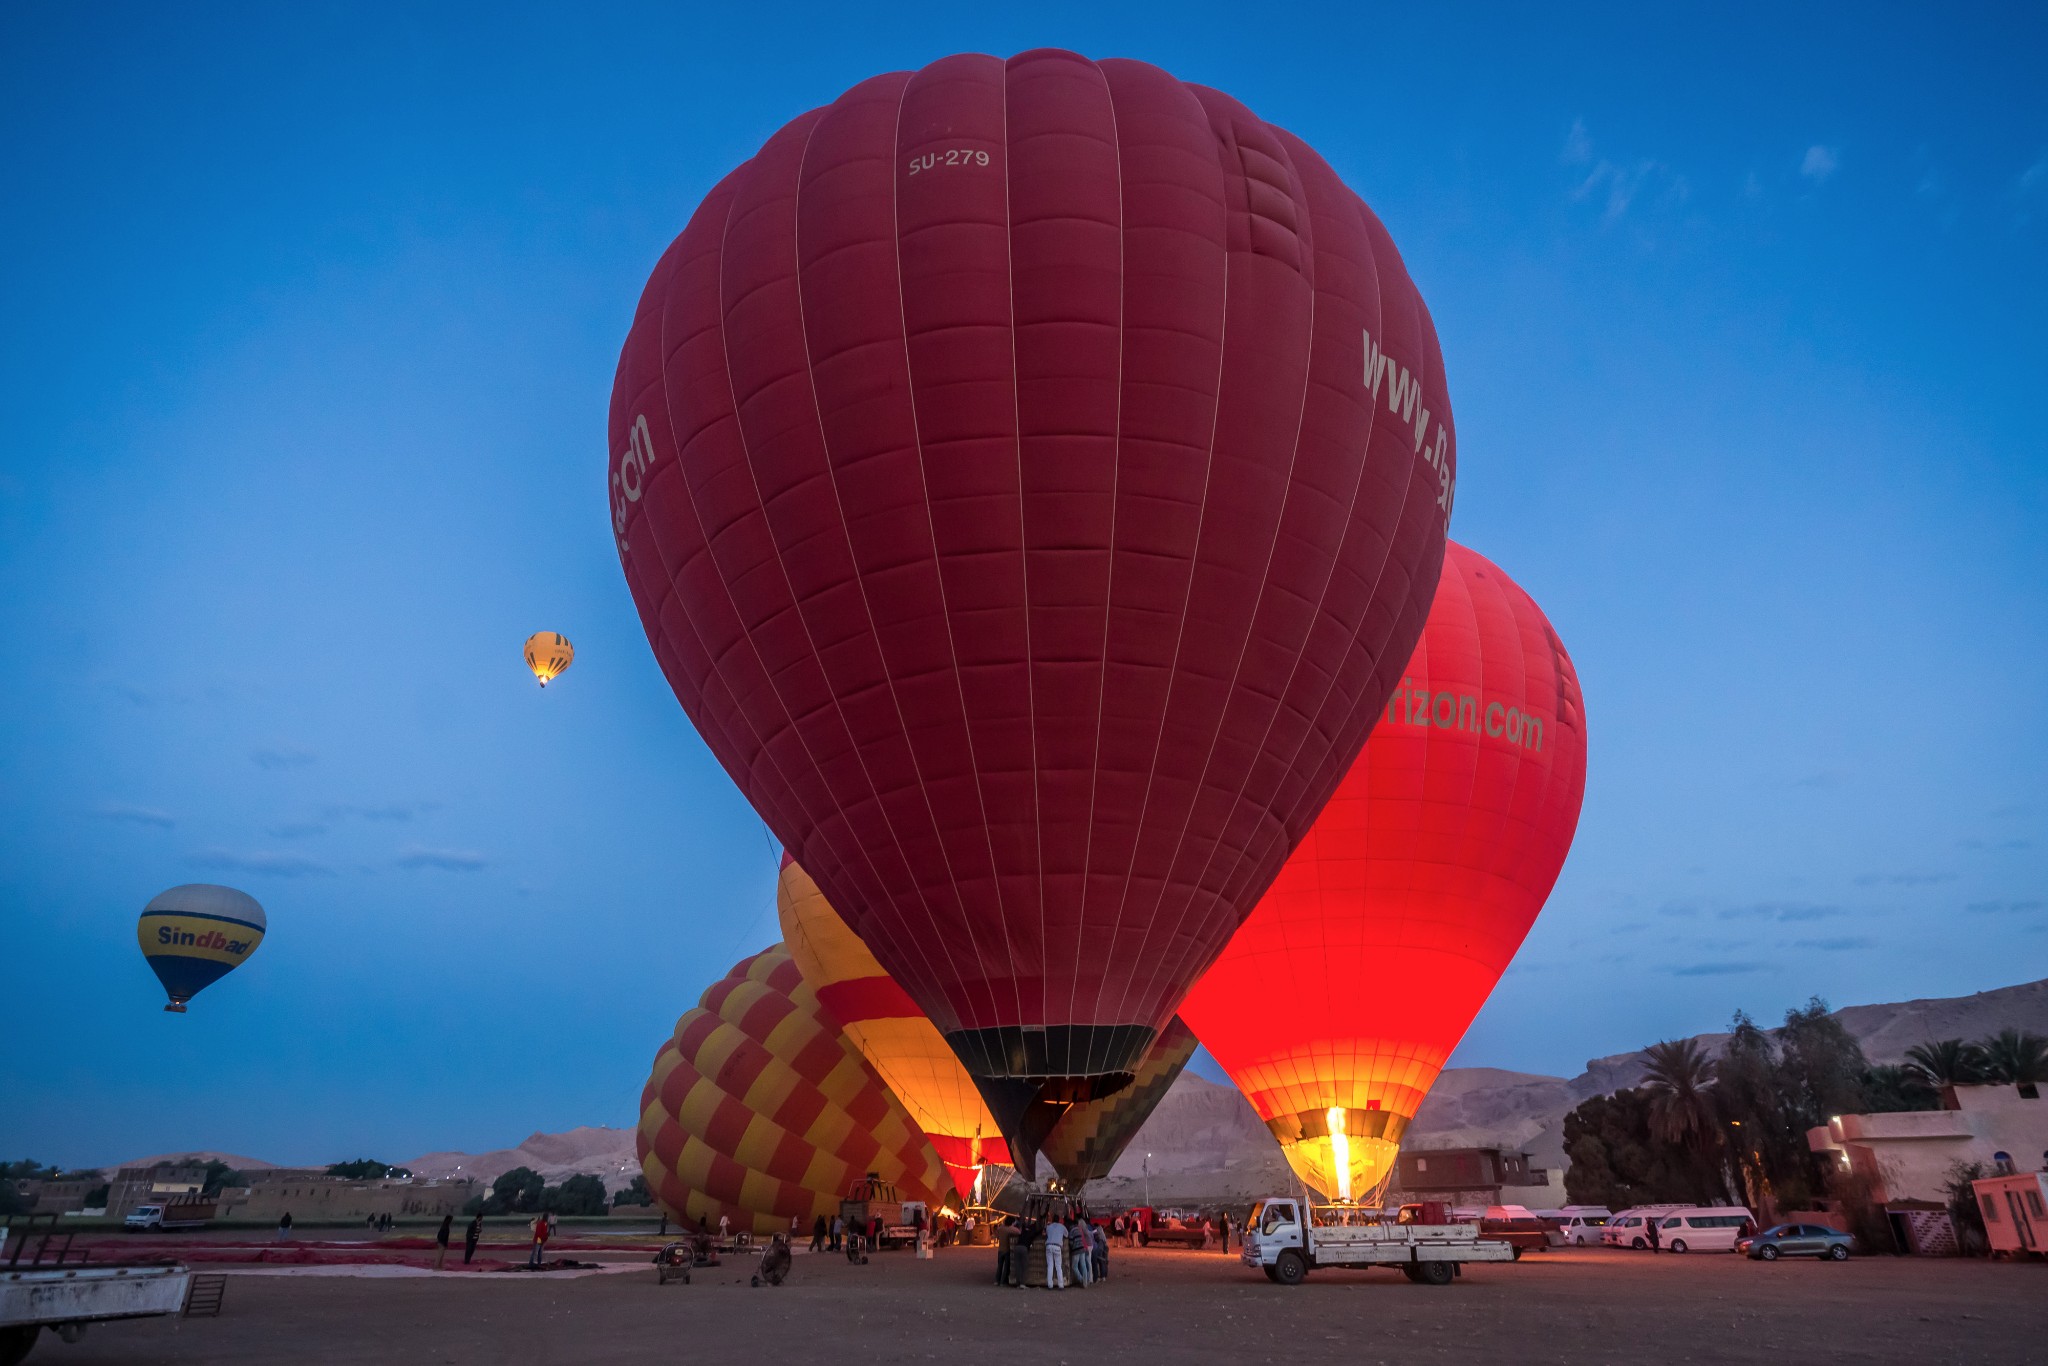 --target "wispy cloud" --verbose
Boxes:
[1561,118,1594,166]
[397,845,487,872]
[1965,900,2044,915]
[1792,936,1873,952]
[251,744,316,770]
[1801,145,1839,184]
[1669,961,1764,977]
[95,802,175,829]
[1717,901,1845,922]
[1852,871,1955,888]
[2018,153,2048,199]
[188,848,333,877]
[267,821,330,839]
[1562,119,1685,224]
[323,801,431,822]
